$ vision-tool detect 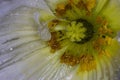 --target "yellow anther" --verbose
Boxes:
[93,37,106,51]
[98,20,113,35]
[98,49,111,58]
[57,3,65,10]
[48,19,59,28]
[79,55,96,71]
[61,52,96,71]
[86,0,96,12]
[105,36,112,45]
[105,50,111,58]
[55,3,66,16]
[48,32,61,53]
[60,53,81,66]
